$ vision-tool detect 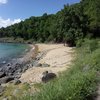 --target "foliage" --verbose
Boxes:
[17,39,100,100]
[1,0,100,45]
